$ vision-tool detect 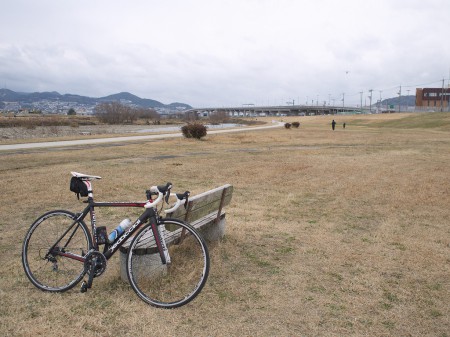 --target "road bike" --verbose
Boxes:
[21,172,210,309]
